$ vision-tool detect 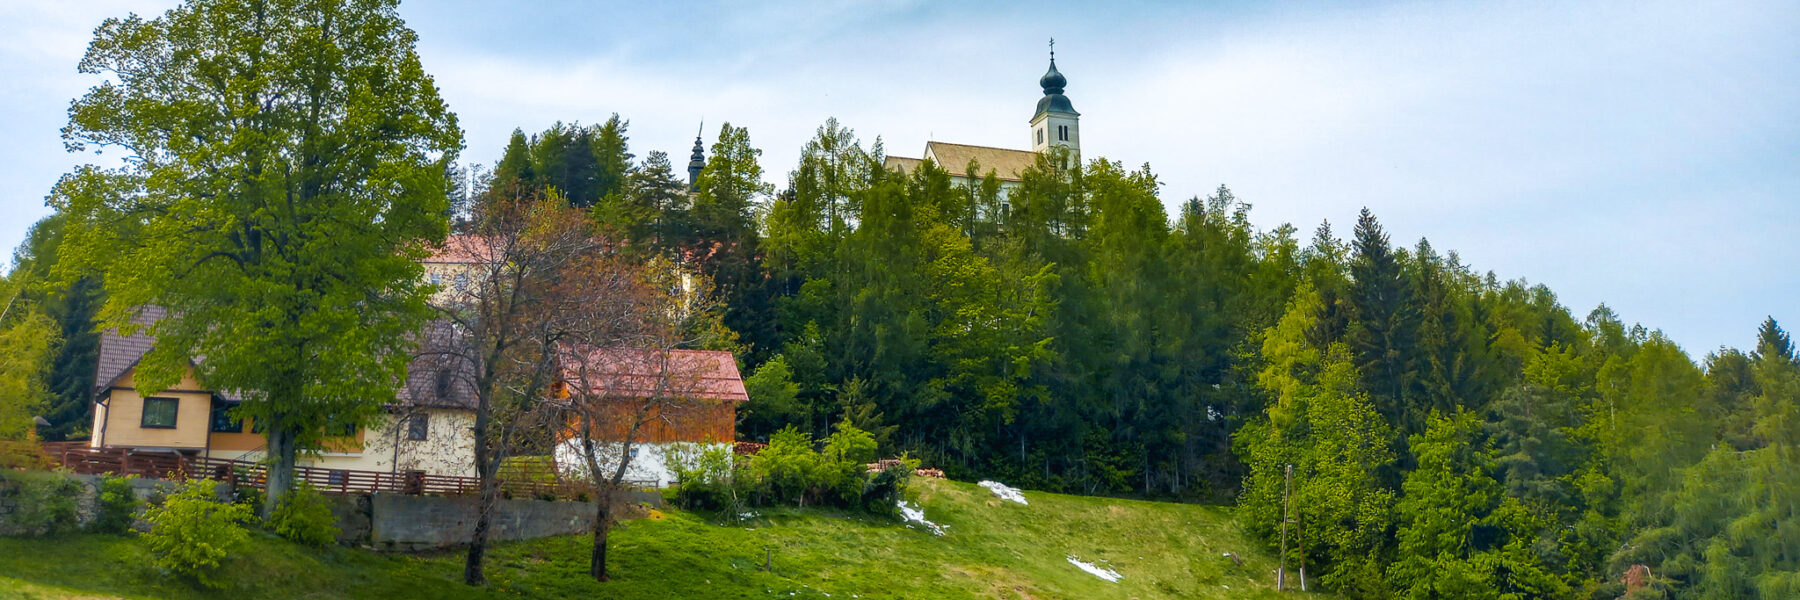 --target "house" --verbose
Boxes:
[88,307,478,478]
[883,48,1081,201]
[552,346,747,488]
